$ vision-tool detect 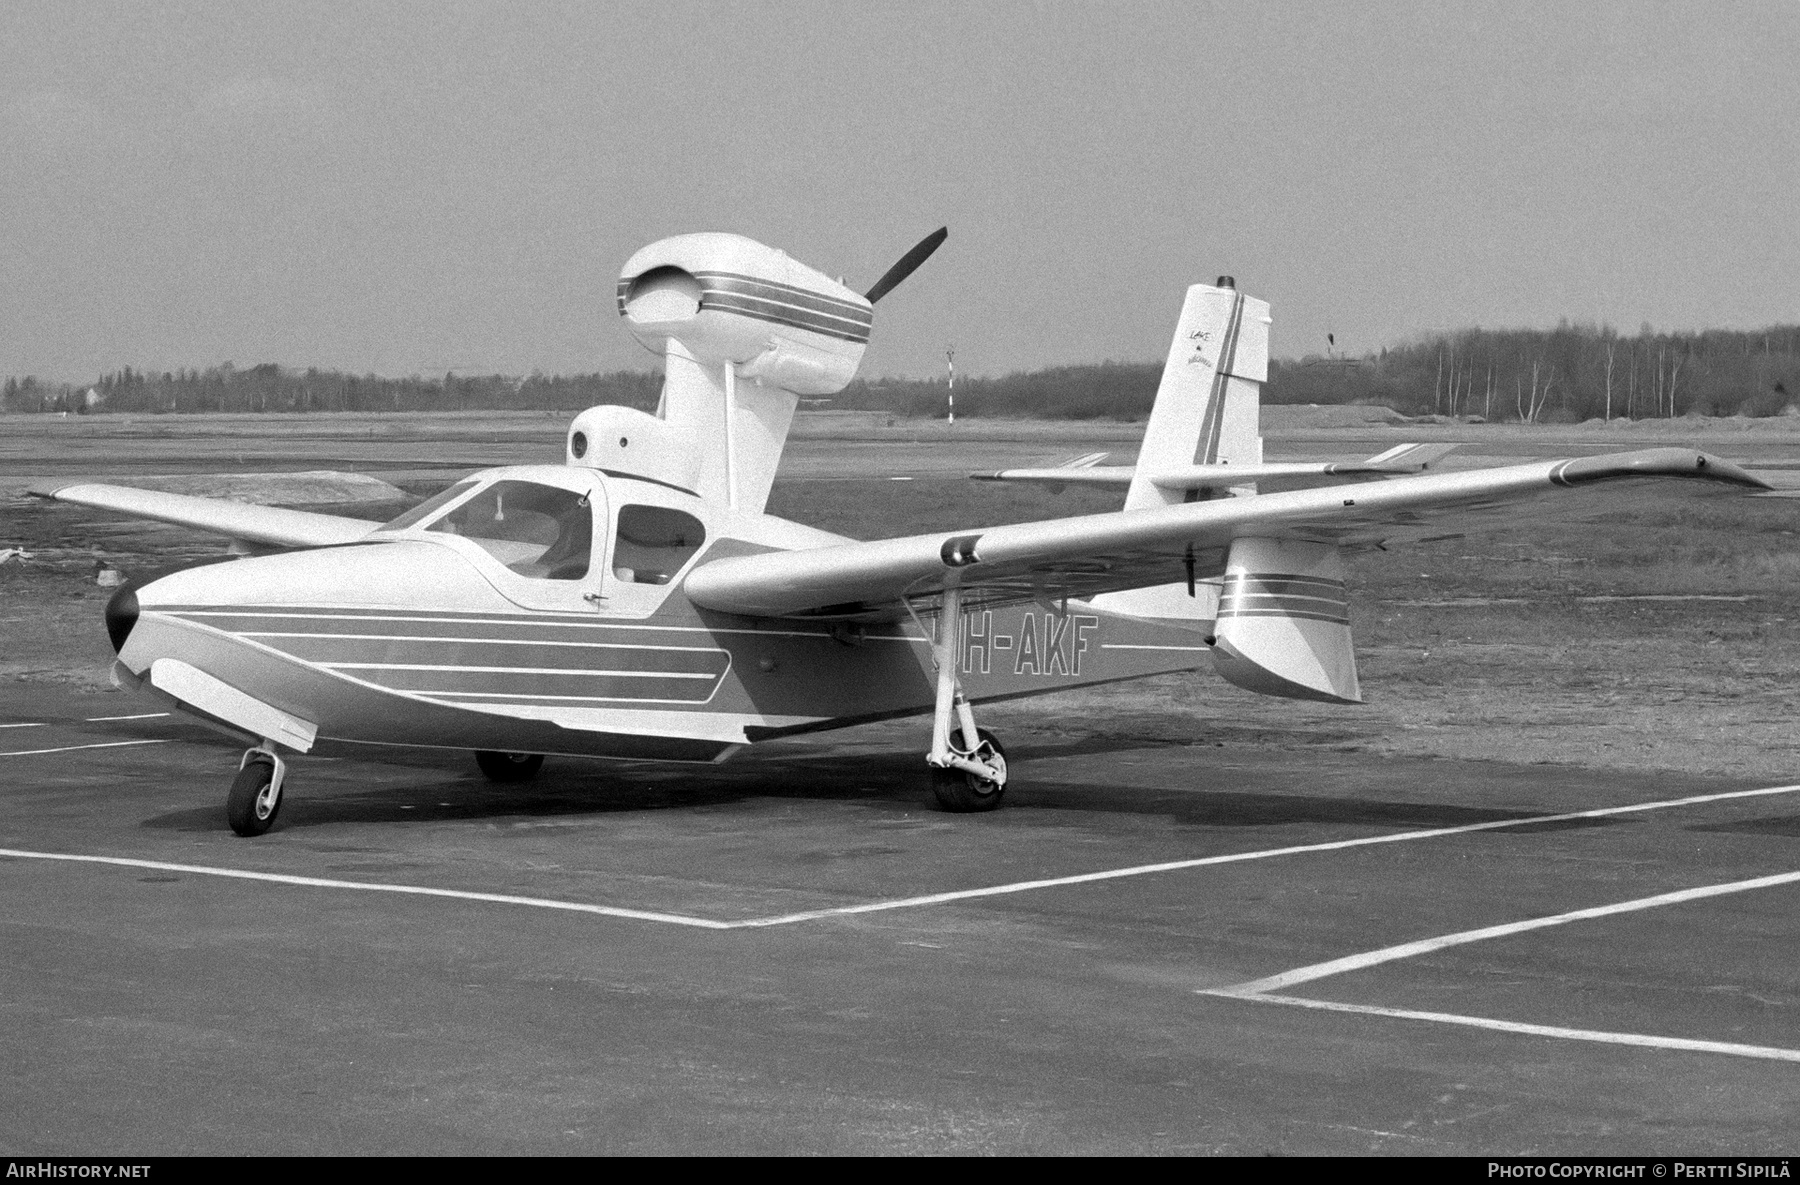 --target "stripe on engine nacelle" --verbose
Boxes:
[692,272,873,325]
[698,296,872,344]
